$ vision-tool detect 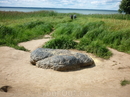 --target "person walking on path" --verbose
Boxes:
[70,15,73,20]
[74,15,77,19]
